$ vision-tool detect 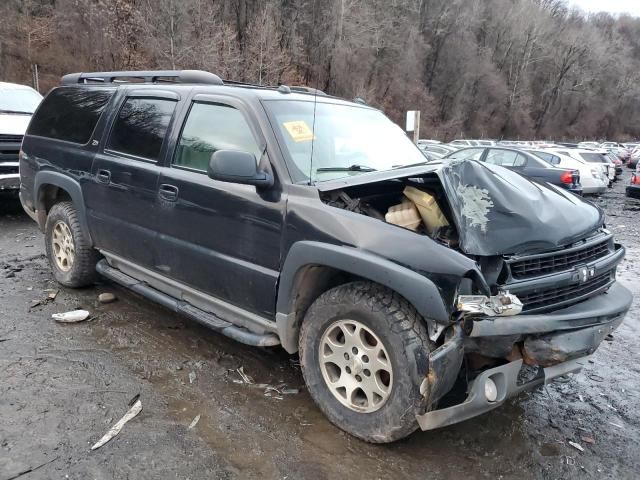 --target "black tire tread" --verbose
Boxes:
[45,201,100,288]
[299,280,434,443]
